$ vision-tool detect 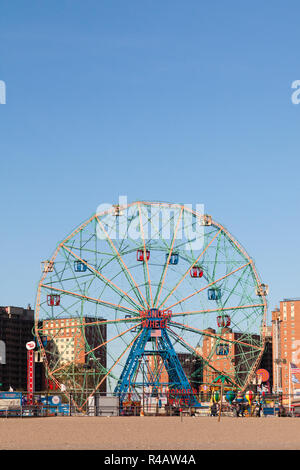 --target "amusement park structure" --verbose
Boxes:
[34,201,268,413]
